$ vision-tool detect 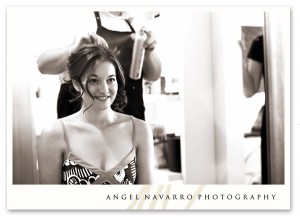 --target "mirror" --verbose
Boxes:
[240,25,264,184]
